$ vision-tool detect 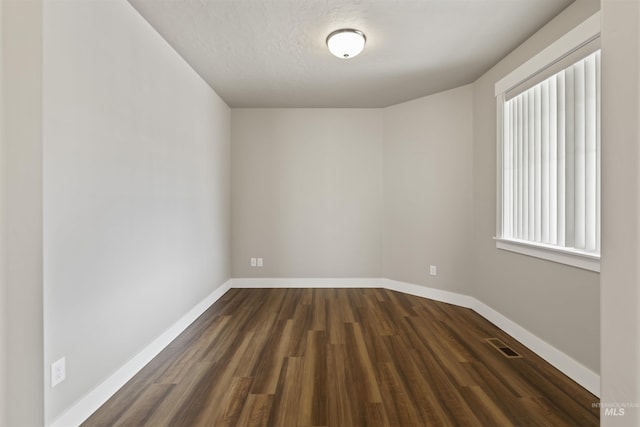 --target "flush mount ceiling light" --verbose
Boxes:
[326,29,366,59]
